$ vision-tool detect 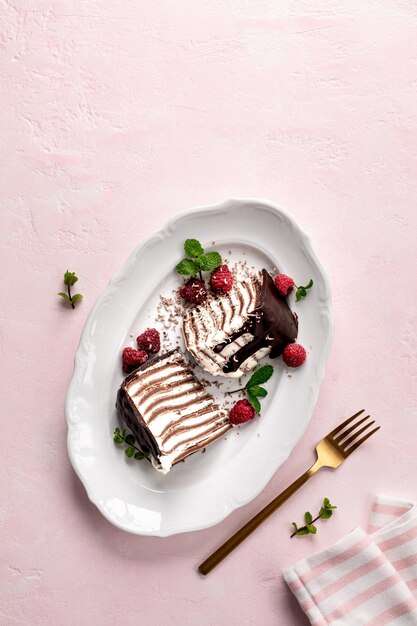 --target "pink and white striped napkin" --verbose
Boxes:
[283,496,417,625]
